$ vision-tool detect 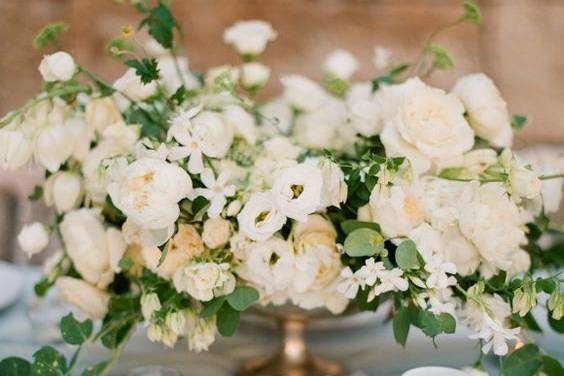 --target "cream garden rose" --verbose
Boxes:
[173,262,235,301]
